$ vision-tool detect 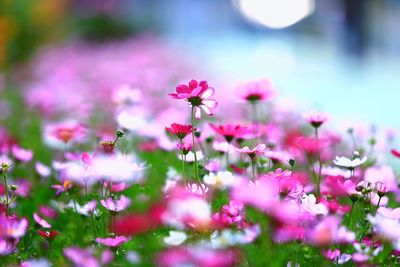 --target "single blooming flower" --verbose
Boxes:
[303,110,328,128]
[169,79,217,119]
[64,247,99,267]
[35,162,51,177]
[203,171,237,189]
[101,195,131,213]
[177,143,192,155]
[37,230,58,241]
[163,230,188,246]
[209,124,250,143]
[235,144,267,160]
[239,79,276,103]
[95,235,130,247]
[333,155,367,170]
[11,145,33,162]
[166,123,193,140]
